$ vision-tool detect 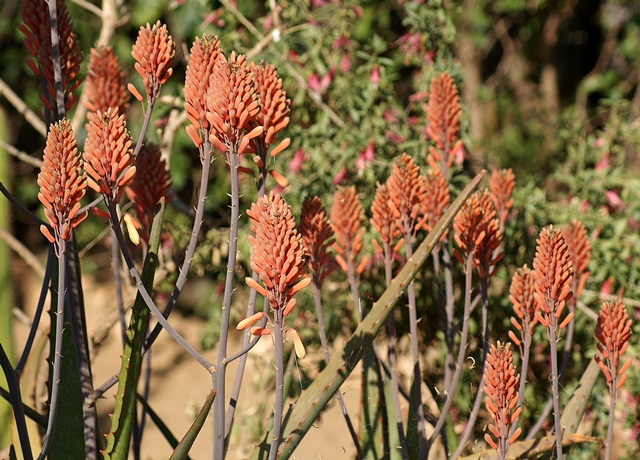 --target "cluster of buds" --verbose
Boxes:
[508,265,538,348]
[130,21,175,102]
[595,299,632,390]
[37,119,87,244]
[84,46,129,116]
[237,193,310,358]
[483,341,522,458]
[531,226,574,331]
[421,167,450,237]
[489,169,516,232]
[370,182,402,256]
[387,153,427,237]
[331,186,368,276]
[299,195,335,285]
[453,189,502,278]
